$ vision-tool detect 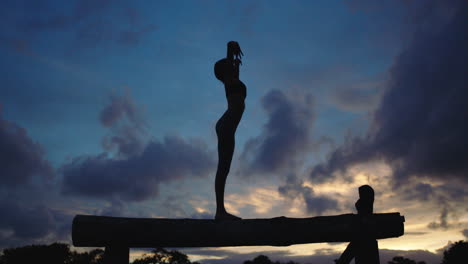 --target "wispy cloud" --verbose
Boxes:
[240,89,315,176]
[278,175,339,216]
[61,90,216,202]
